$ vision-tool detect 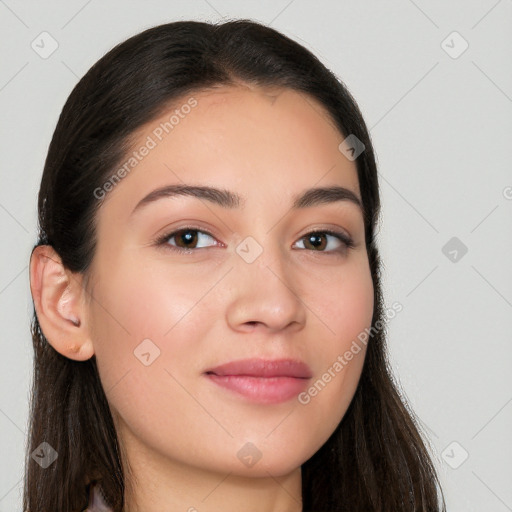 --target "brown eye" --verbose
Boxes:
[303,233,328,251]
[174,229,199,249]
[159,228,218,252]
[294,230,354,253]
